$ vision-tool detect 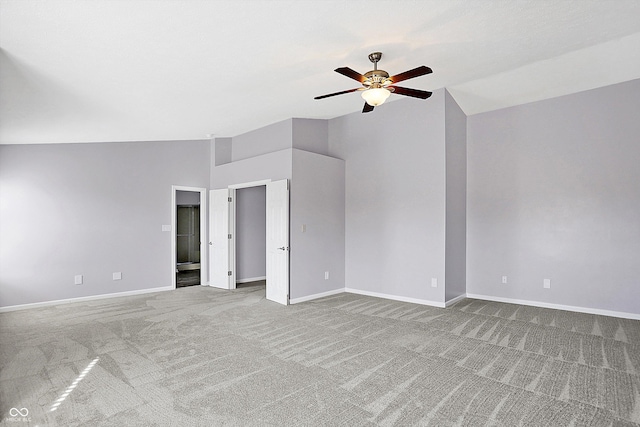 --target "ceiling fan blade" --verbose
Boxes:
[390,86,433,99]
[362,102,374,113]
[335,67,367,83]
[388,66,432,84]
[314,88,361,100]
